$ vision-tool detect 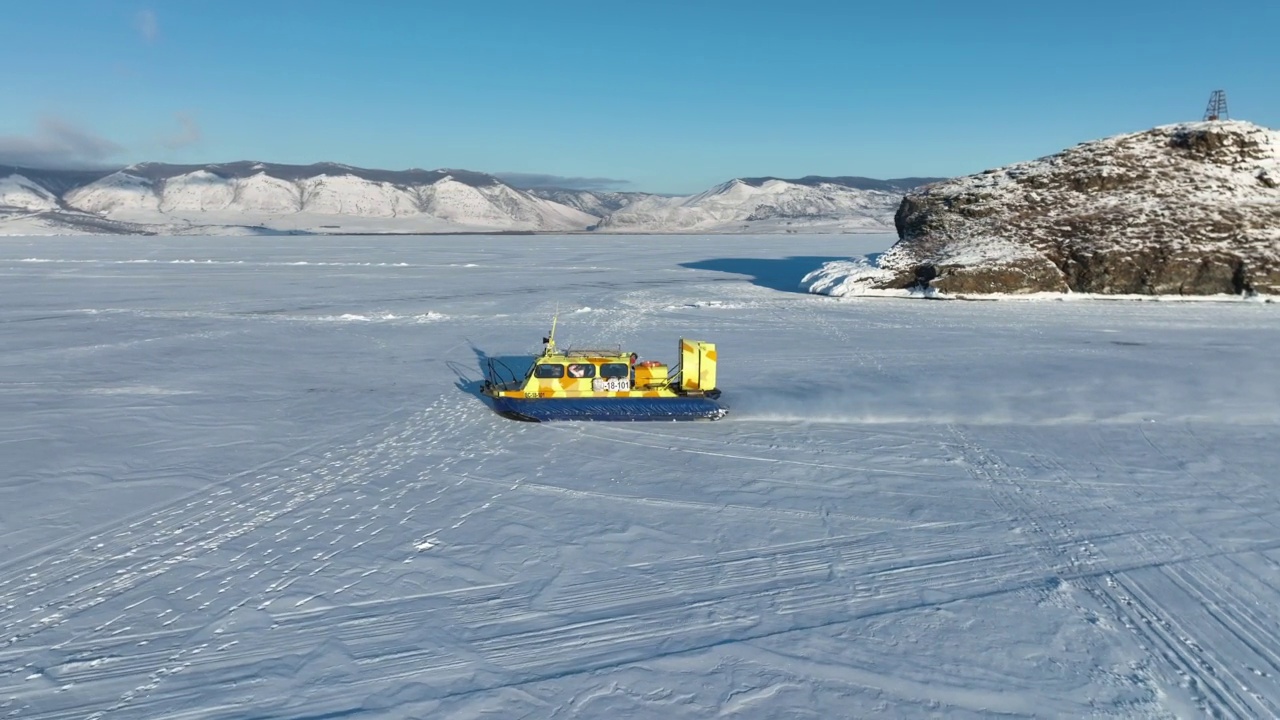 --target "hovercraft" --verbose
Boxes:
[481,316,725,422]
